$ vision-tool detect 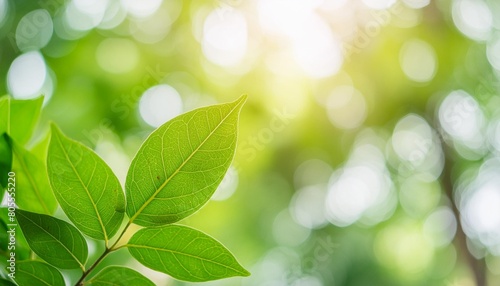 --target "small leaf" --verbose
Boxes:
[47,124,125,240]
[126,95,247,226]
[17,210,88,270]
[127,225,250,282]
[14,261,65,286]
[0,96,43,146]
[86,266,155,286]
[11,136,57,214]
[0,133,12,190]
